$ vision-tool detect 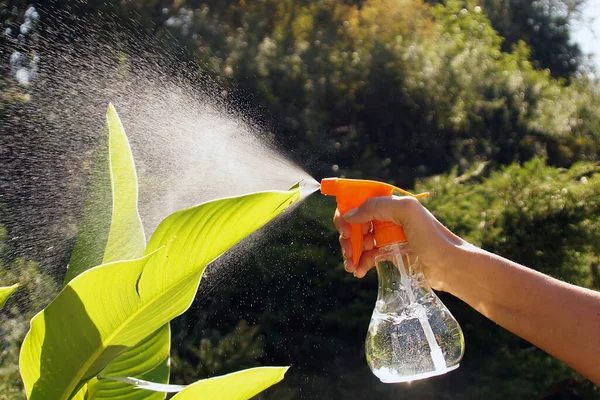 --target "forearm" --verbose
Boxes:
[446,245,600,384]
